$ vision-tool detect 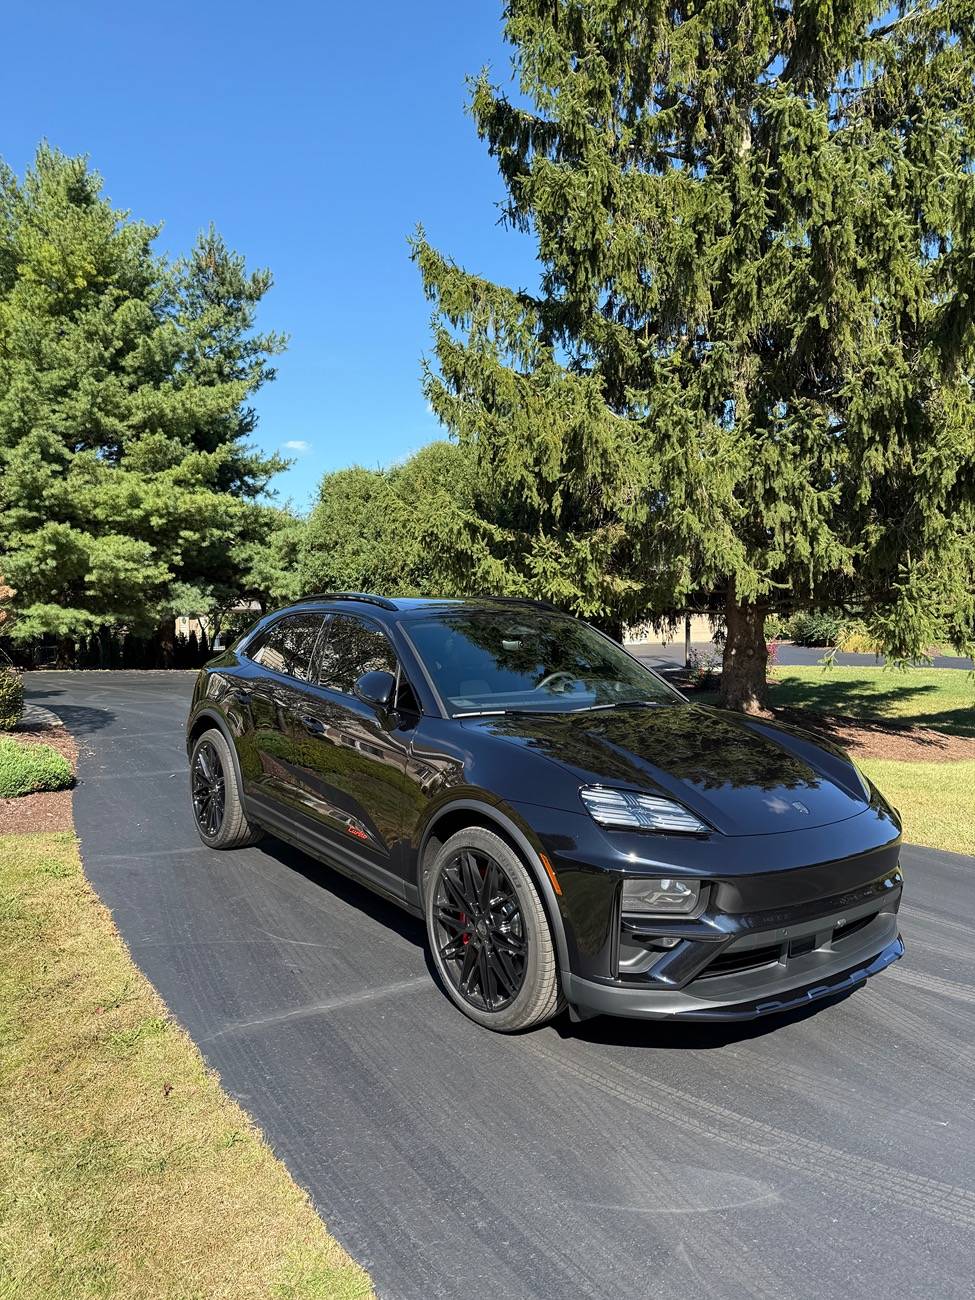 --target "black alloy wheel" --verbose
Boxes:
[425,826,563,1032]
[432,847,528,1012]
[189,727,263,849]
[192,739,225,837]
